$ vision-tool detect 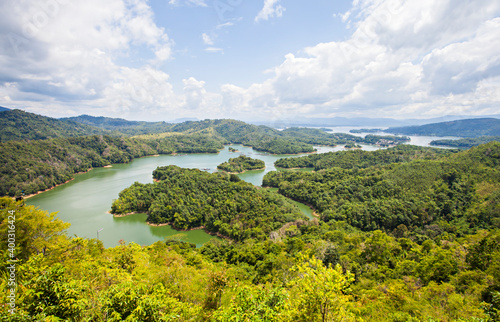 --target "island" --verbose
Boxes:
[110,165,305,241]
[217,155,265,173]
[344,143,361,149]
